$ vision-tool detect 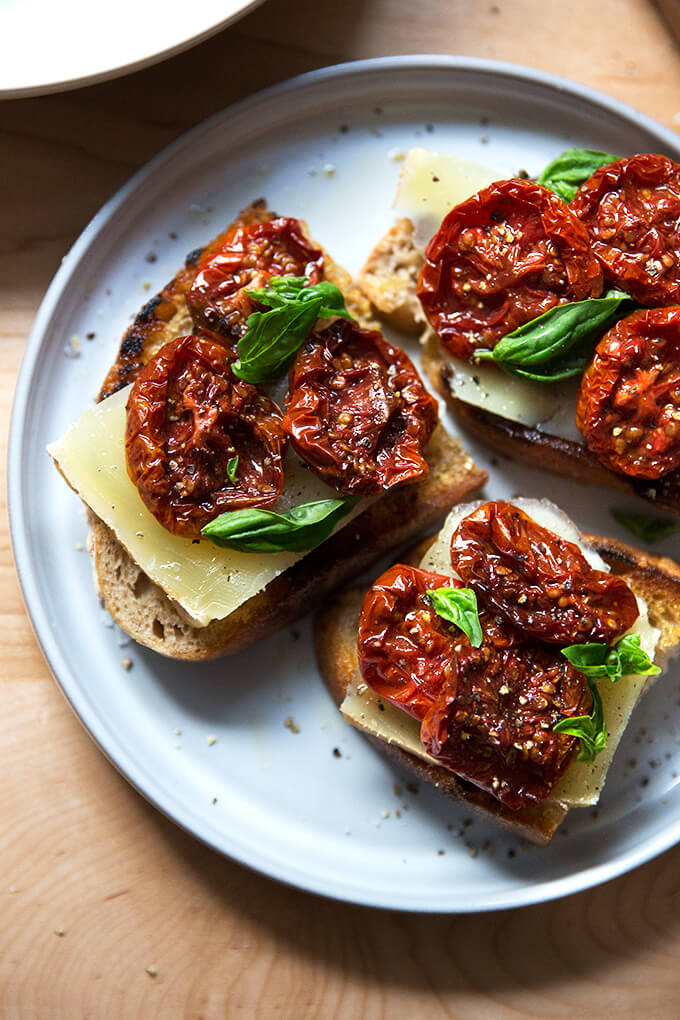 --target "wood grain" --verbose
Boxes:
[3,1,680,1016]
